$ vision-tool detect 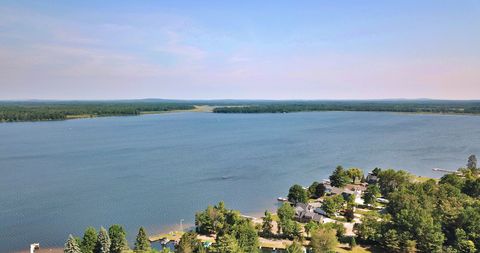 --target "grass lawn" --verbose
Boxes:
[413,175,438,183]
